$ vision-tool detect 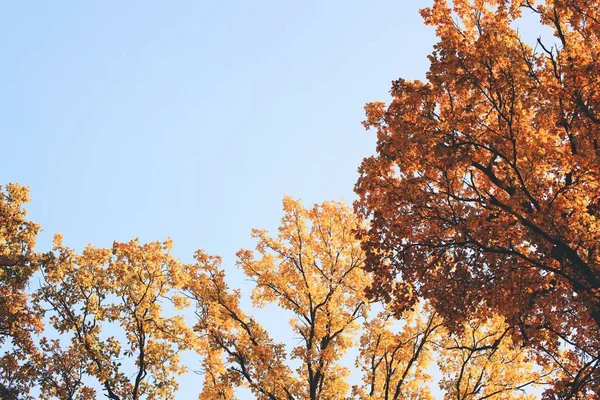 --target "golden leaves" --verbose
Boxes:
[354,304,442,400]
[438,315,545,400]
[0,183,43,397]
[182,197,372,400]
[35,238,195,400]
